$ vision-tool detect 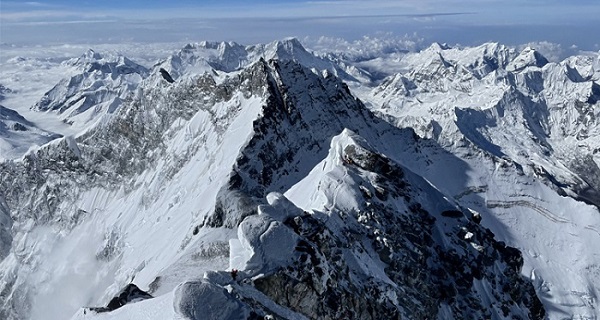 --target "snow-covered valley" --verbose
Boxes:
[0,38,599,319]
